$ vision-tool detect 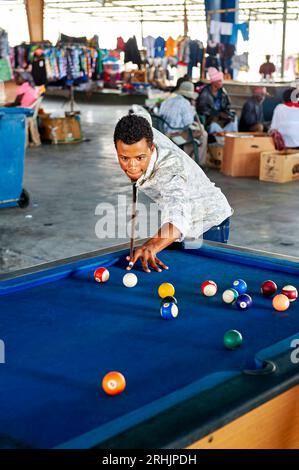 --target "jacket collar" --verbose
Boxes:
[136,147,158,185]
